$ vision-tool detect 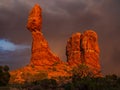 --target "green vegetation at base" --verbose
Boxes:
[10,69,48,84]
[1,65,120,90]
[68,74,120,90]
[72,64,95,78]
[4,74,120,90]
[0,65,10,86]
